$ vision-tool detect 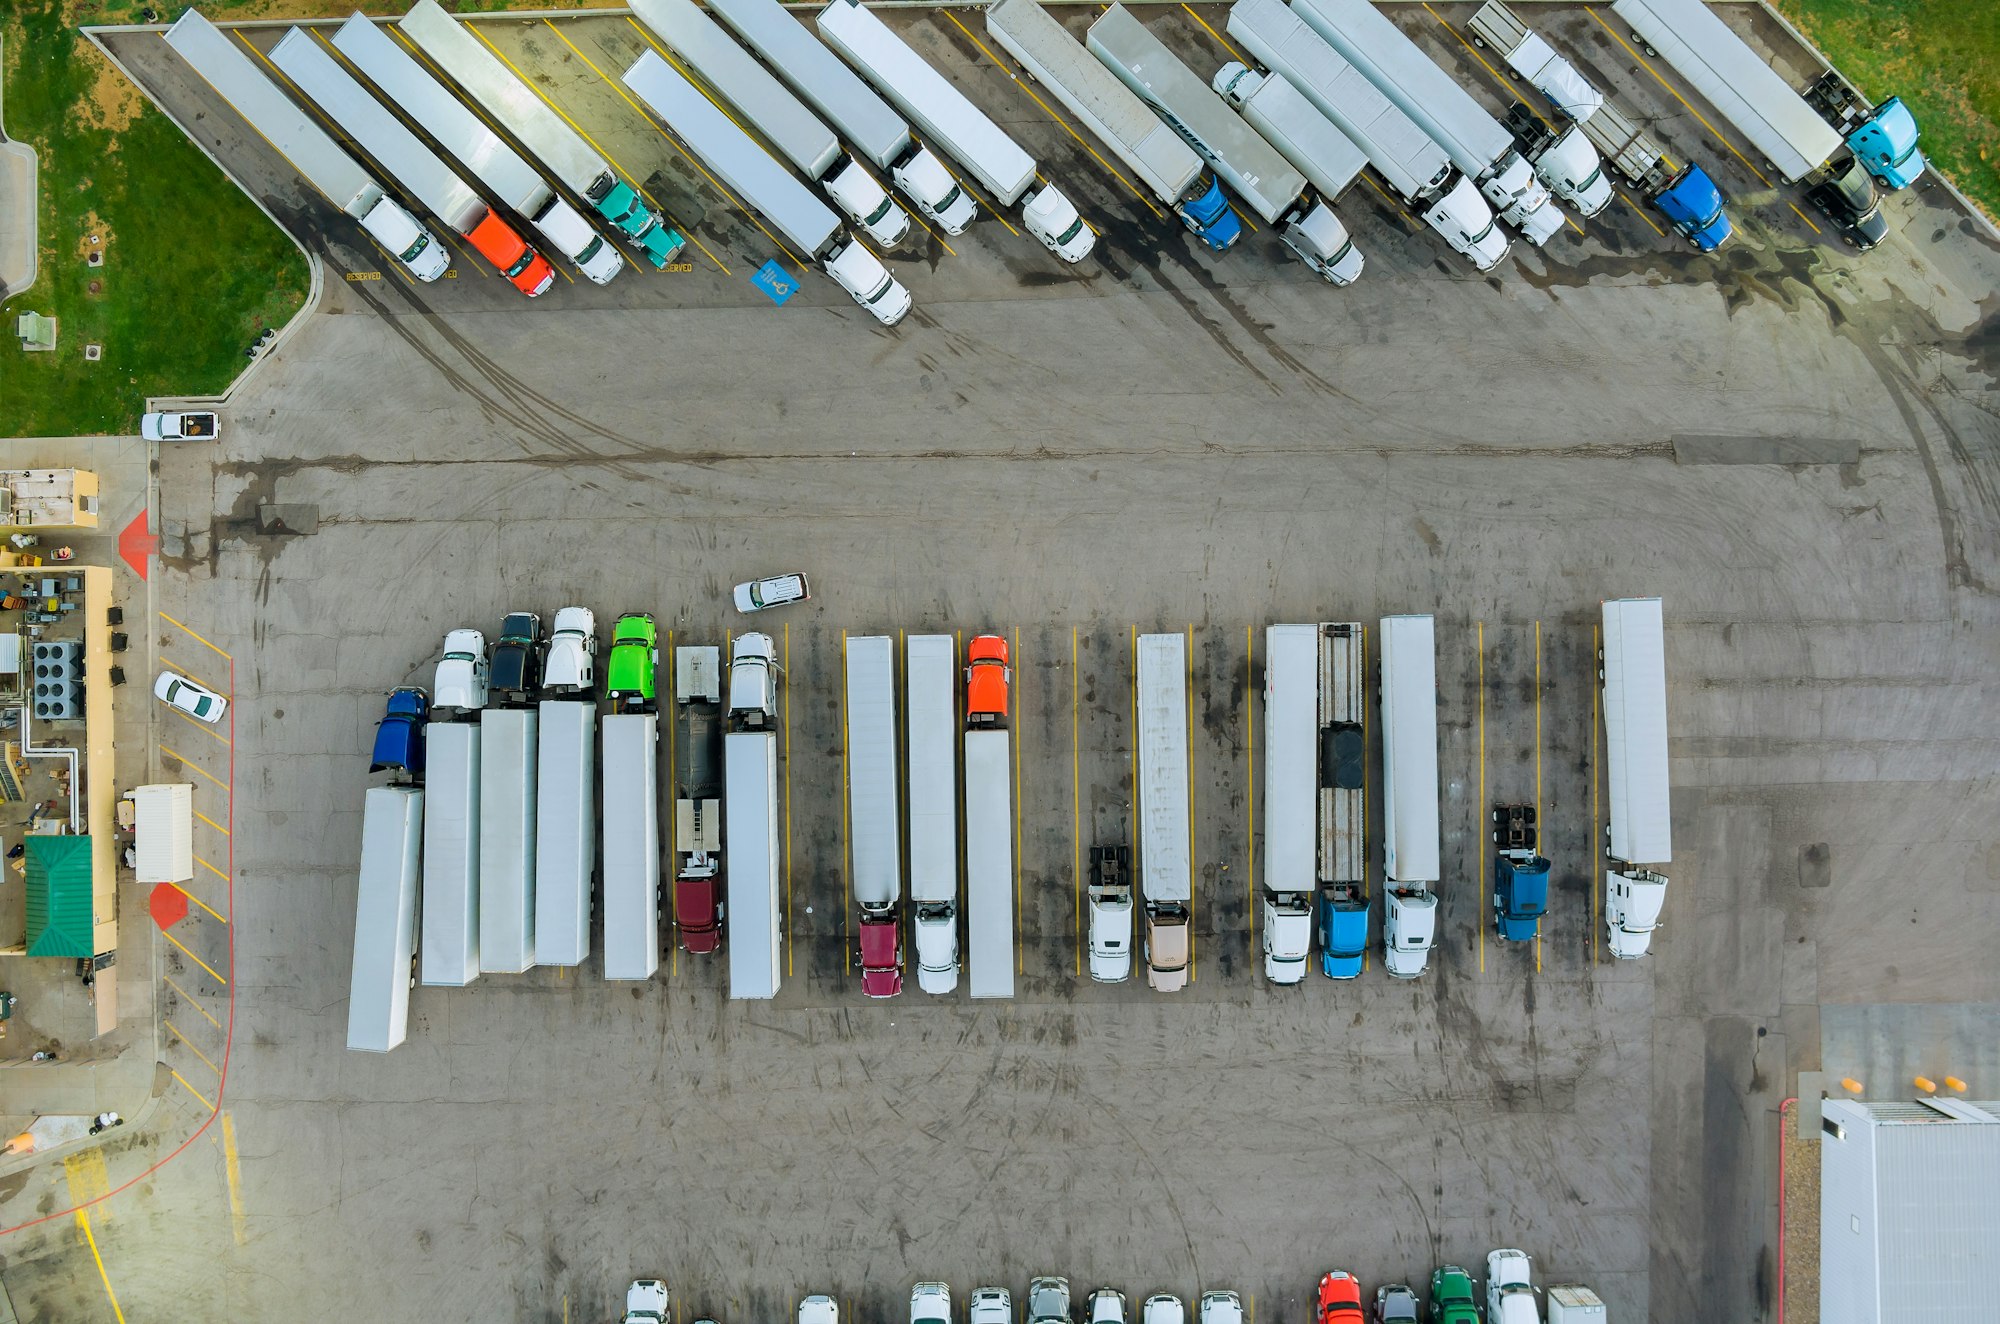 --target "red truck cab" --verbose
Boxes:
[859,915,903,997]
[467,211,555,297]
[675,863,722,954]
[965,634,1010,724]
